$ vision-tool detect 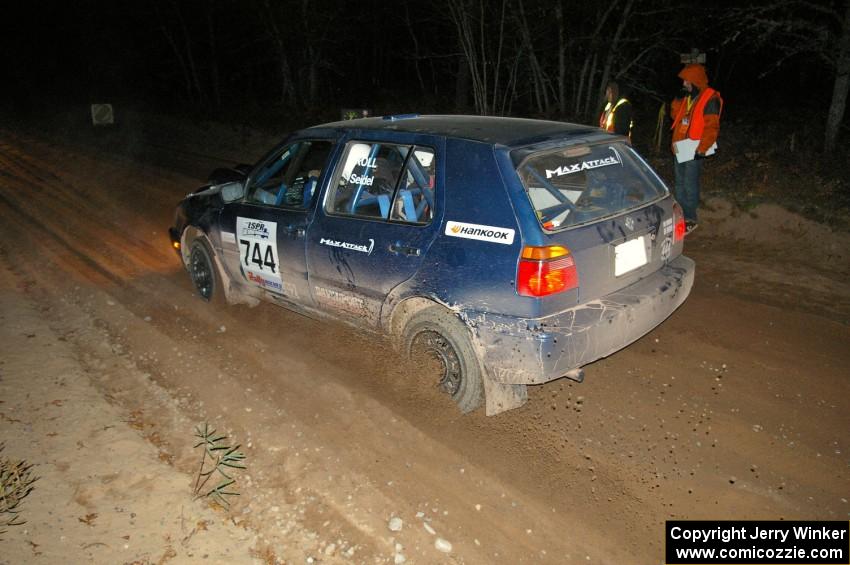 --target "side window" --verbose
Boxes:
[326,142,435,224]
[390,147,435,224]
[326,142,406,219]
[247,140,333,208]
